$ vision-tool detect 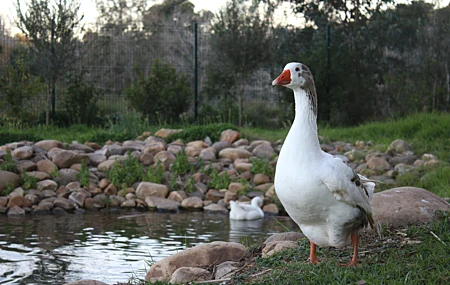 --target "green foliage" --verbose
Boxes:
[144,162,165,184]
[170,150,189,177]
[106,154,144,188]
[125,60,191,124]
[21,170,38,190]
[1,181,15,196]
[107,112,153,140]
[165,123,237,143]
[0,151,18,173]
[184,176,195,193]
[76,161,90,187]
[0,46,44,124]
[63,72,103,126]
[251,157,274,177]
[208,168,230,190]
